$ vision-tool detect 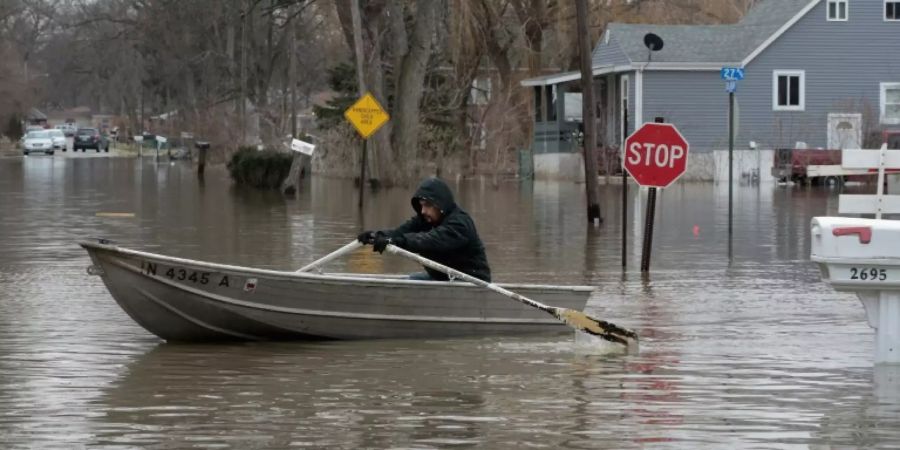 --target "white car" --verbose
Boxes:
[47,129,67,151]
[22,130,55,156]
